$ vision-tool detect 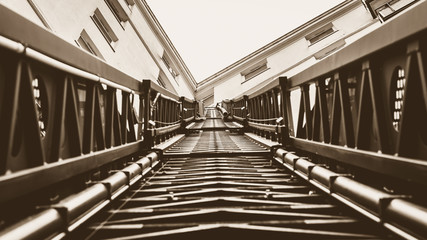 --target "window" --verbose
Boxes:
[363,0,418,22]
[91,8,118,48]
[27,0,52,30]
[76,29,105,60]
[162,54,179,79]
[313,39,346,60]
[104,0,129,25]
[241,60,269,82]
[157,76,166,88]
[125,0,135,6]
[391,67,406,131]
[32,77,48,137]
[124,0,135,11]
[305,23,336,45]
